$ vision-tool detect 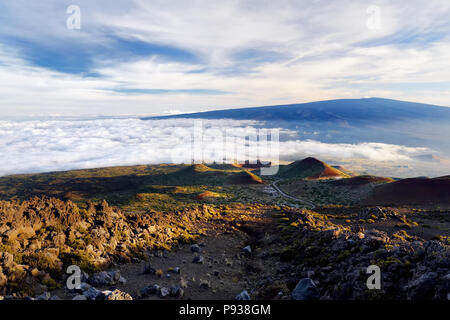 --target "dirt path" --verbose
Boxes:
[272,180,316,209]
[106,231,256,300]
[107,210,284,299]
[53,206,289,300]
